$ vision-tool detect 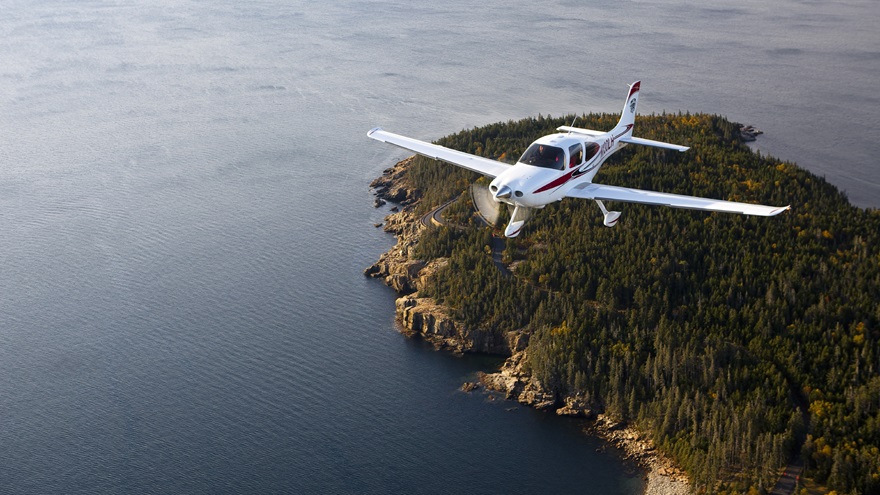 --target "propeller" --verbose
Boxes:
[470,183,504,227]
[469,183,533,237]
